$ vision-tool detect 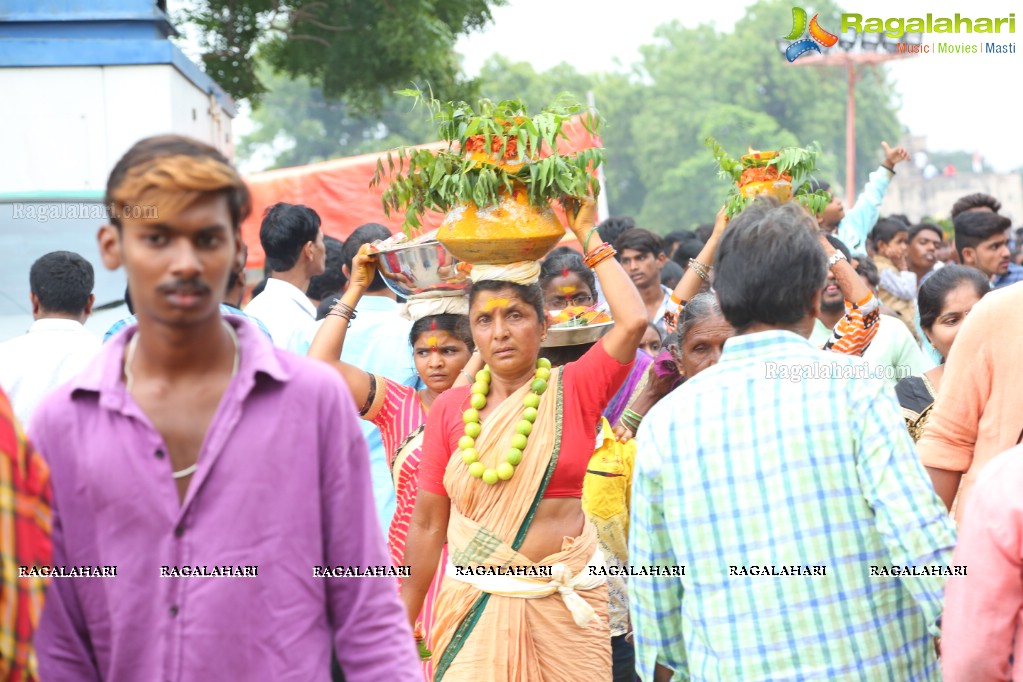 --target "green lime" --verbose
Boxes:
[505,448,523,465]
[523,393,541,409]
[530,378,548,394]
[464,422,482,438]
[462,408,479,424]
[475,369,491,383]
[461,449,479,465]
[458,435,475,450]
[534,367,551,381]
[522,407,538,423]
[496,462,515,480]
[515,420,533,436]
[470,393,487,410]
[536,358,552,370]
[471,381,489,395]
[482,468,499,485]
[511,433,528,451]
[468,462,485,478]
